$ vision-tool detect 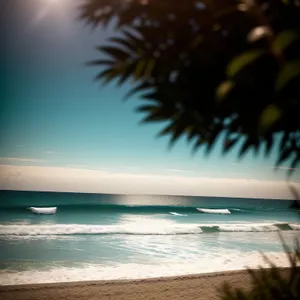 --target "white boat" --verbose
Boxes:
[29,207,57,215]
[197,208,231,214]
